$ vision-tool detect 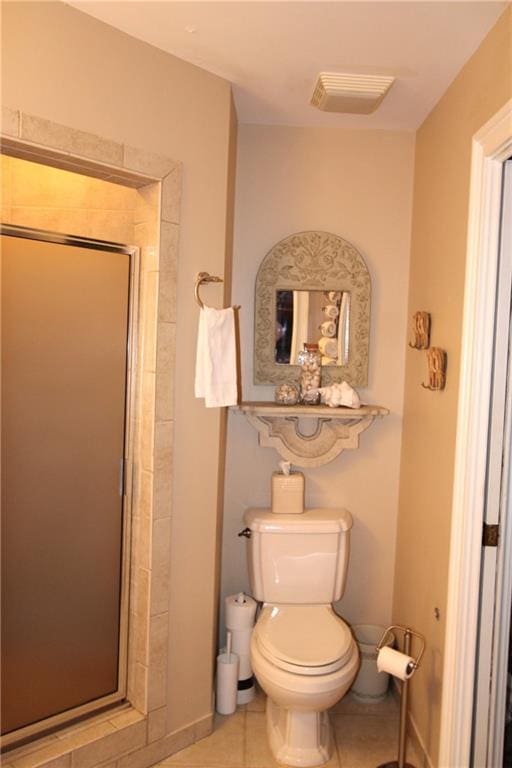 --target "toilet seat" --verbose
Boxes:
[254,605,354,676]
